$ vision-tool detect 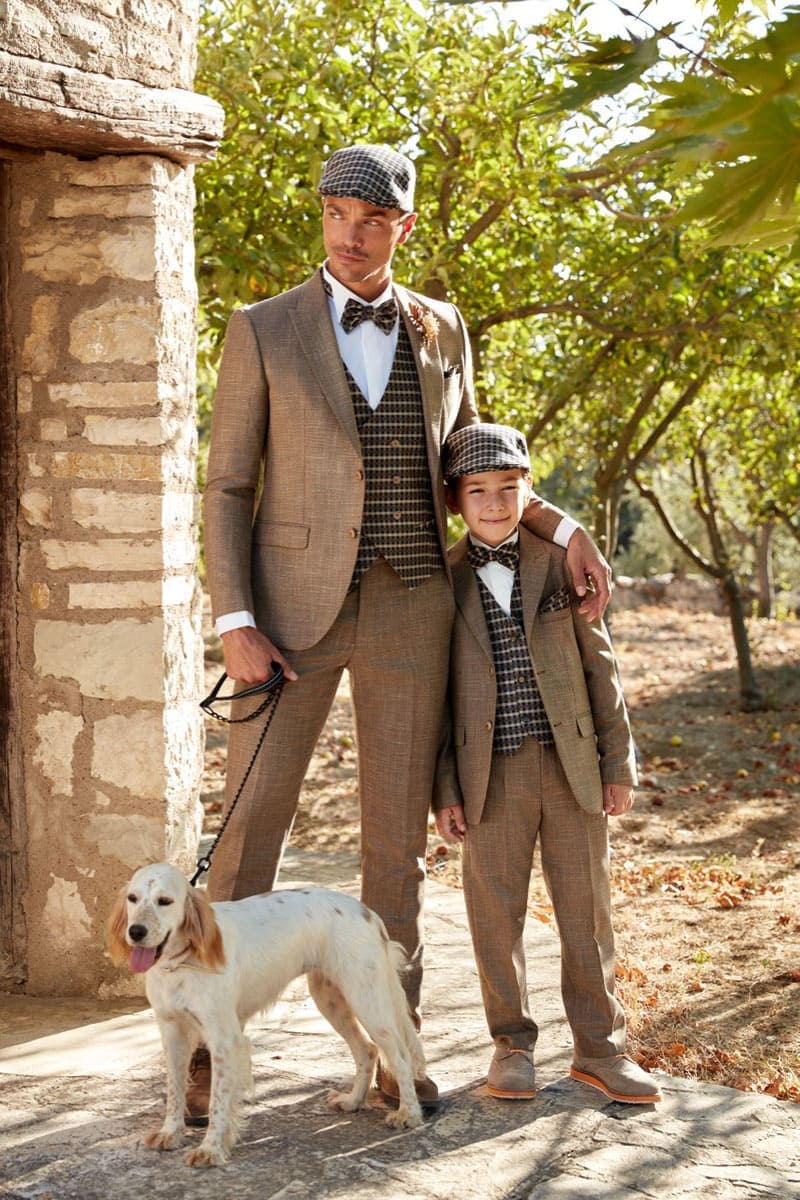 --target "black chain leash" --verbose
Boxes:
[191,666,284,887]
